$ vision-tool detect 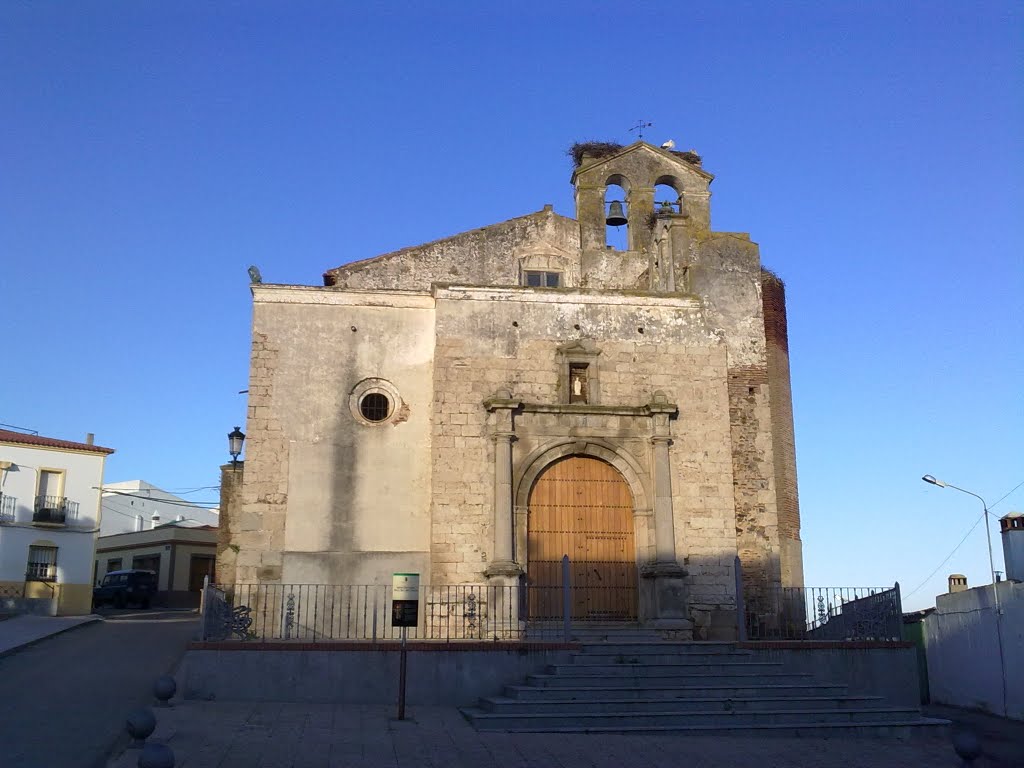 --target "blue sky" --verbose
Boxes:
[2,2,1020,609]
